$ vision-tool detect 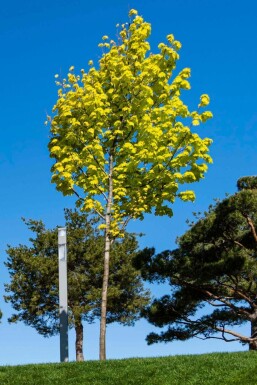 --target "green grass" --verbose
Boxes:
[1,352,257,385]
